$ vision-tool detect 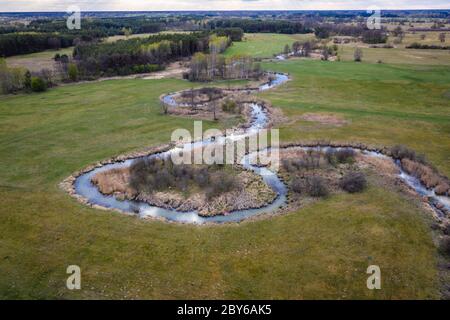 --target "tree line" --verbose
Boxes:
[0,33,76,57]
[208,19,311,34]
[0,17,168,57]
[0,17,168,36]
[73,32,215,78]
[187,52,261,82]
[314,23,388,43]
